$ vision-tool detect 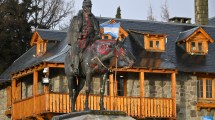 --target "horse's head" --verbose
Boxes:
[114,40,135,68]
